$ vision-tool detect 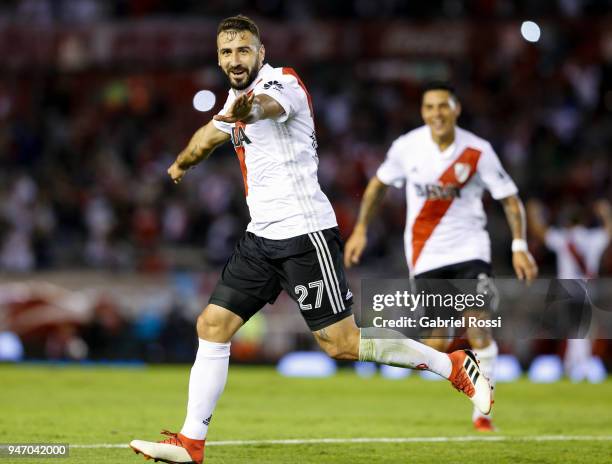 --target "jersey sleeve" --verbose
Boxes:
[212,93,234,134]
[585,228,610,255]
[544,227,566,252]
[256,72,305,123]
[477,143,518,200]
[376,139,406,188]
